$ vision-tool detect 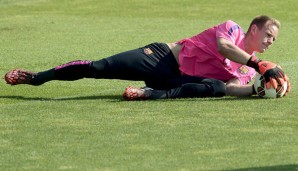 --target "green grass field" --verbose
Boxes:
[0,0,297,170]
